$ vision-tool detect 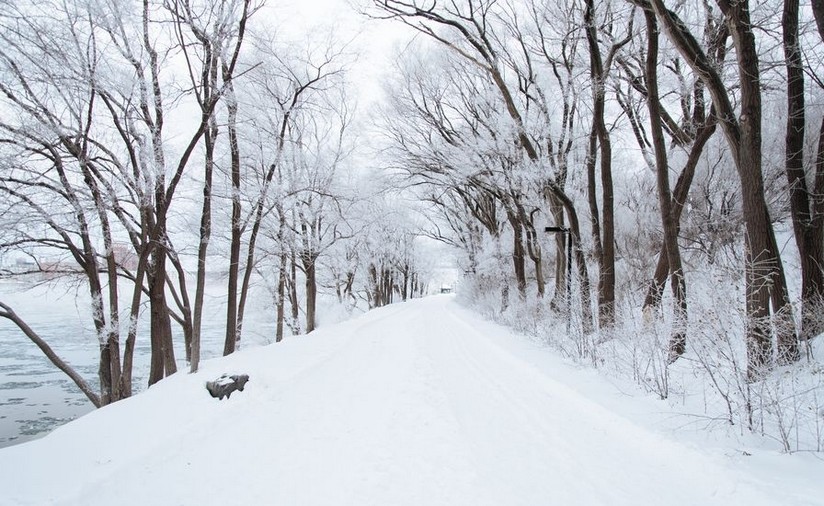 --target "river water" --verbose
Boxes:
[0,278,276,448]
